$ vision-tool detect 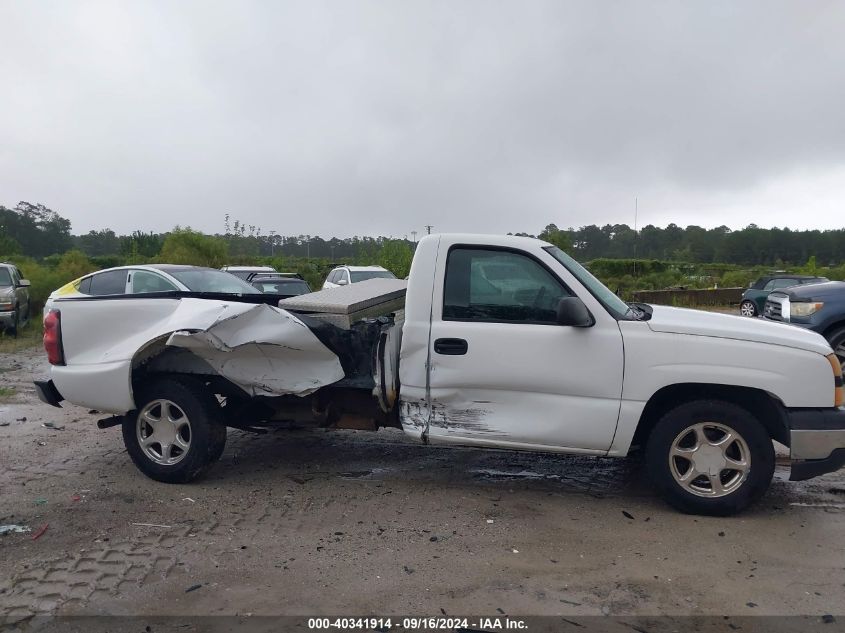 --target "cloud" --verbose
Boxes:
[1,0,844,236]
